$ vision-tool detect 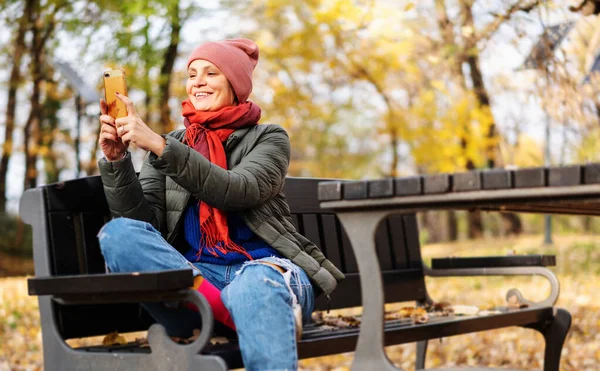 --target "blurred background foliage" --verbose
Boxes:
[3,0,600,260]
